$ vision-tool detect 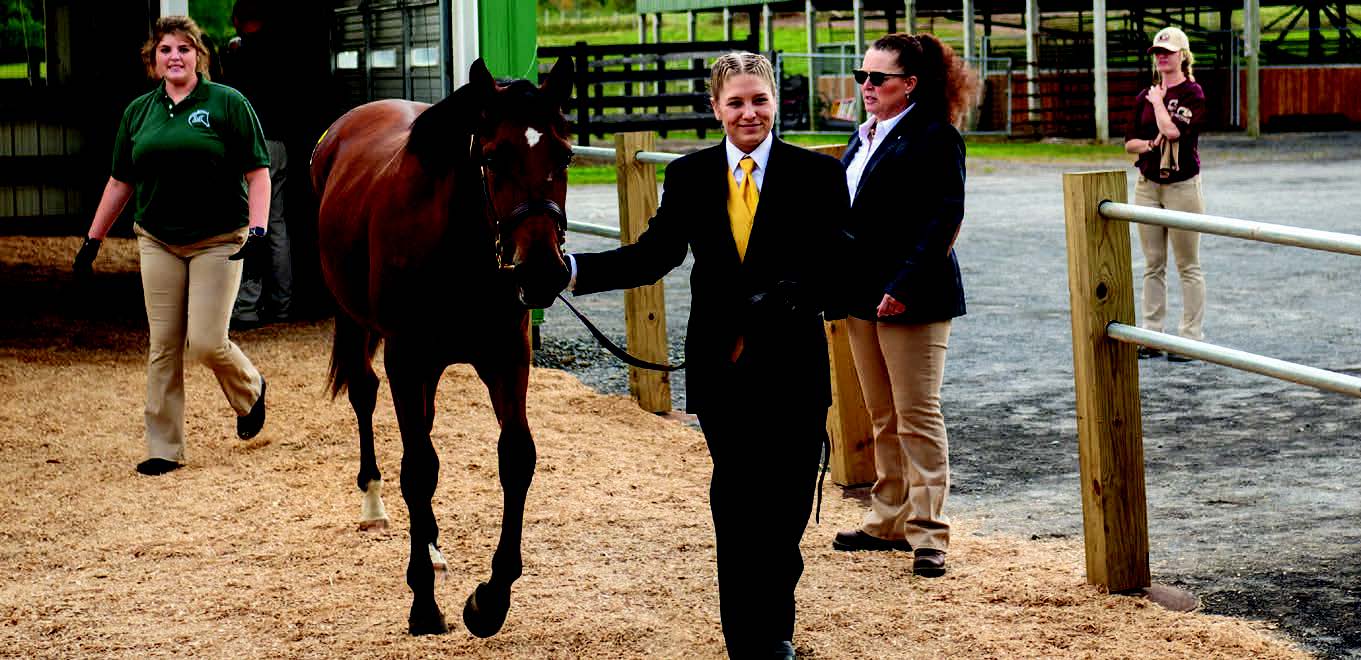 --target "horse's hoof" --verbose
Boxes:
[358,518,389,532]
[408,603,449,636]
[462,582,509,638]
